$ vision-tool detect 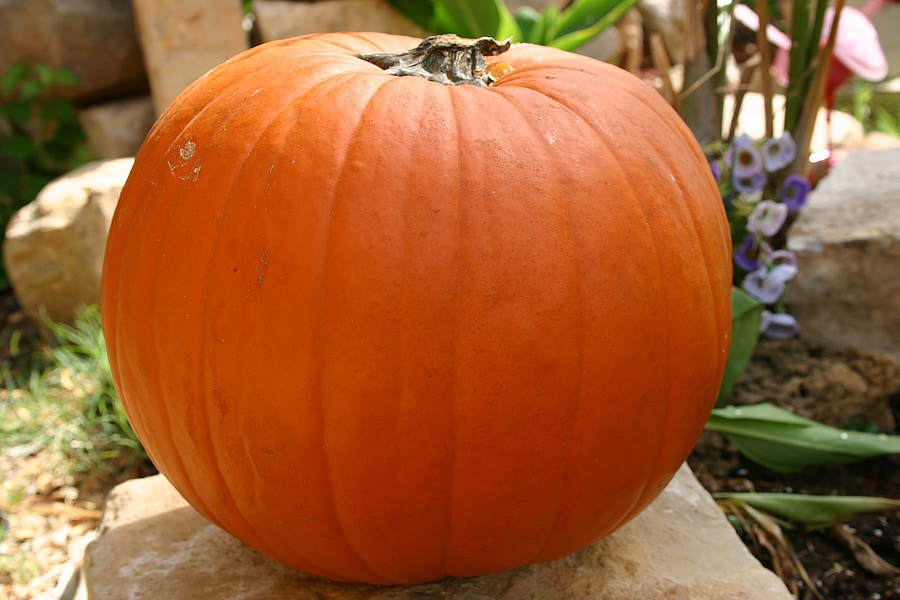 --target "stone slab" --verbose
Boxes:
[785,147,900,357]
[84,465,791,599]
[254,0,425,43]
[131,0,248,115]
